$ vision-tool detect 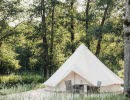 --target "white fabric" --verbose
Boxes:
[44,44,124,87]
